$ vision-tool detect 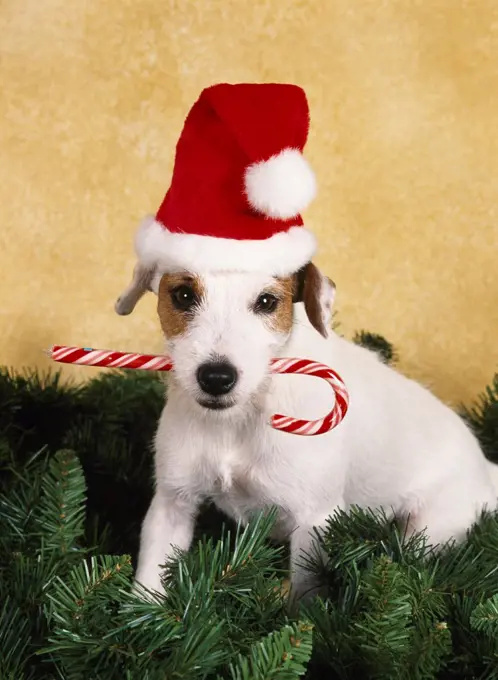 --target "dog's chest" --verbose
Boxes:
[200,437,291,528]
[212,466,293,536]
[210,448,264,503]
